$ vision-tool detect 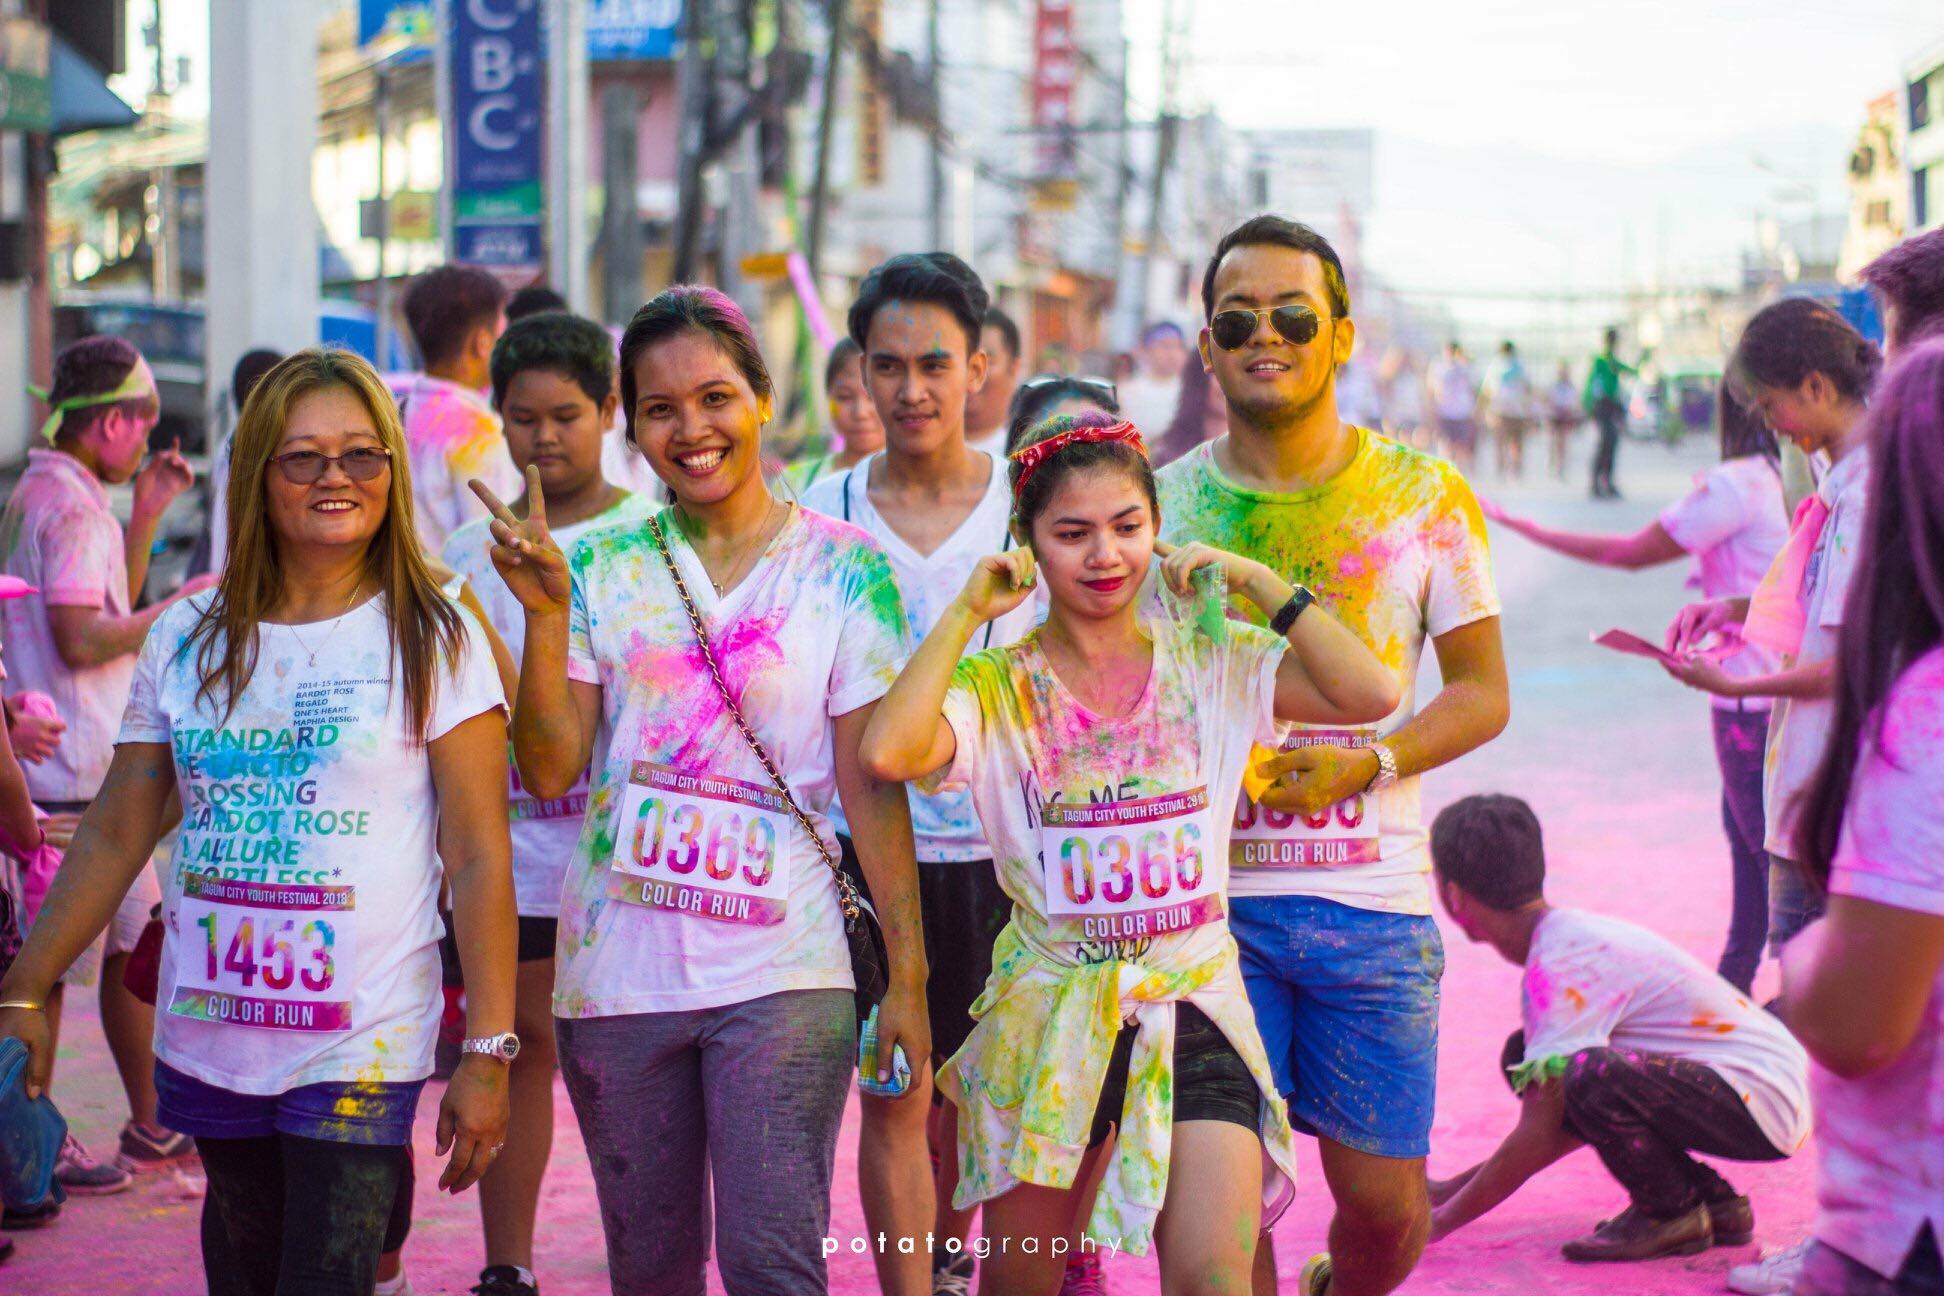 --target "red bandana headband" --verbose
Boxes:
[1006,420,1148,496]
